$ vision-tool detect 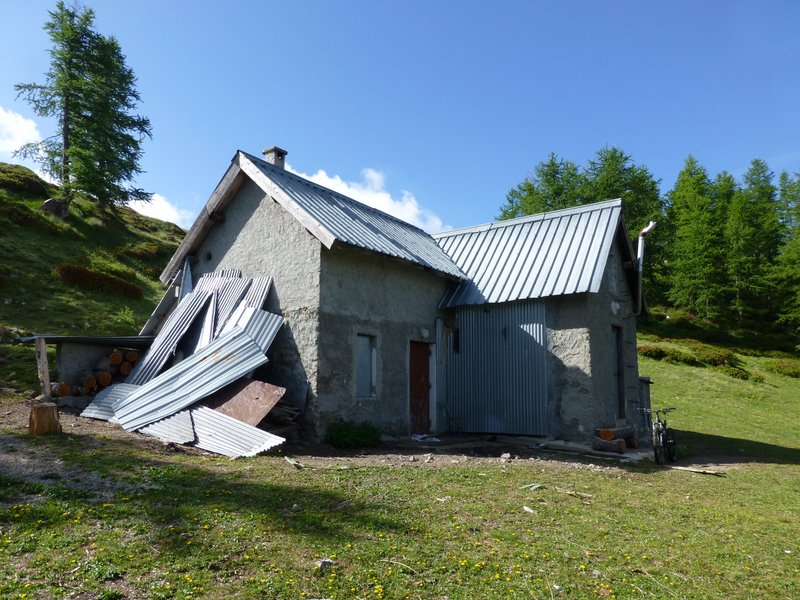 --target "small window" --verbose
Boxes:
[356,334,376,397]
